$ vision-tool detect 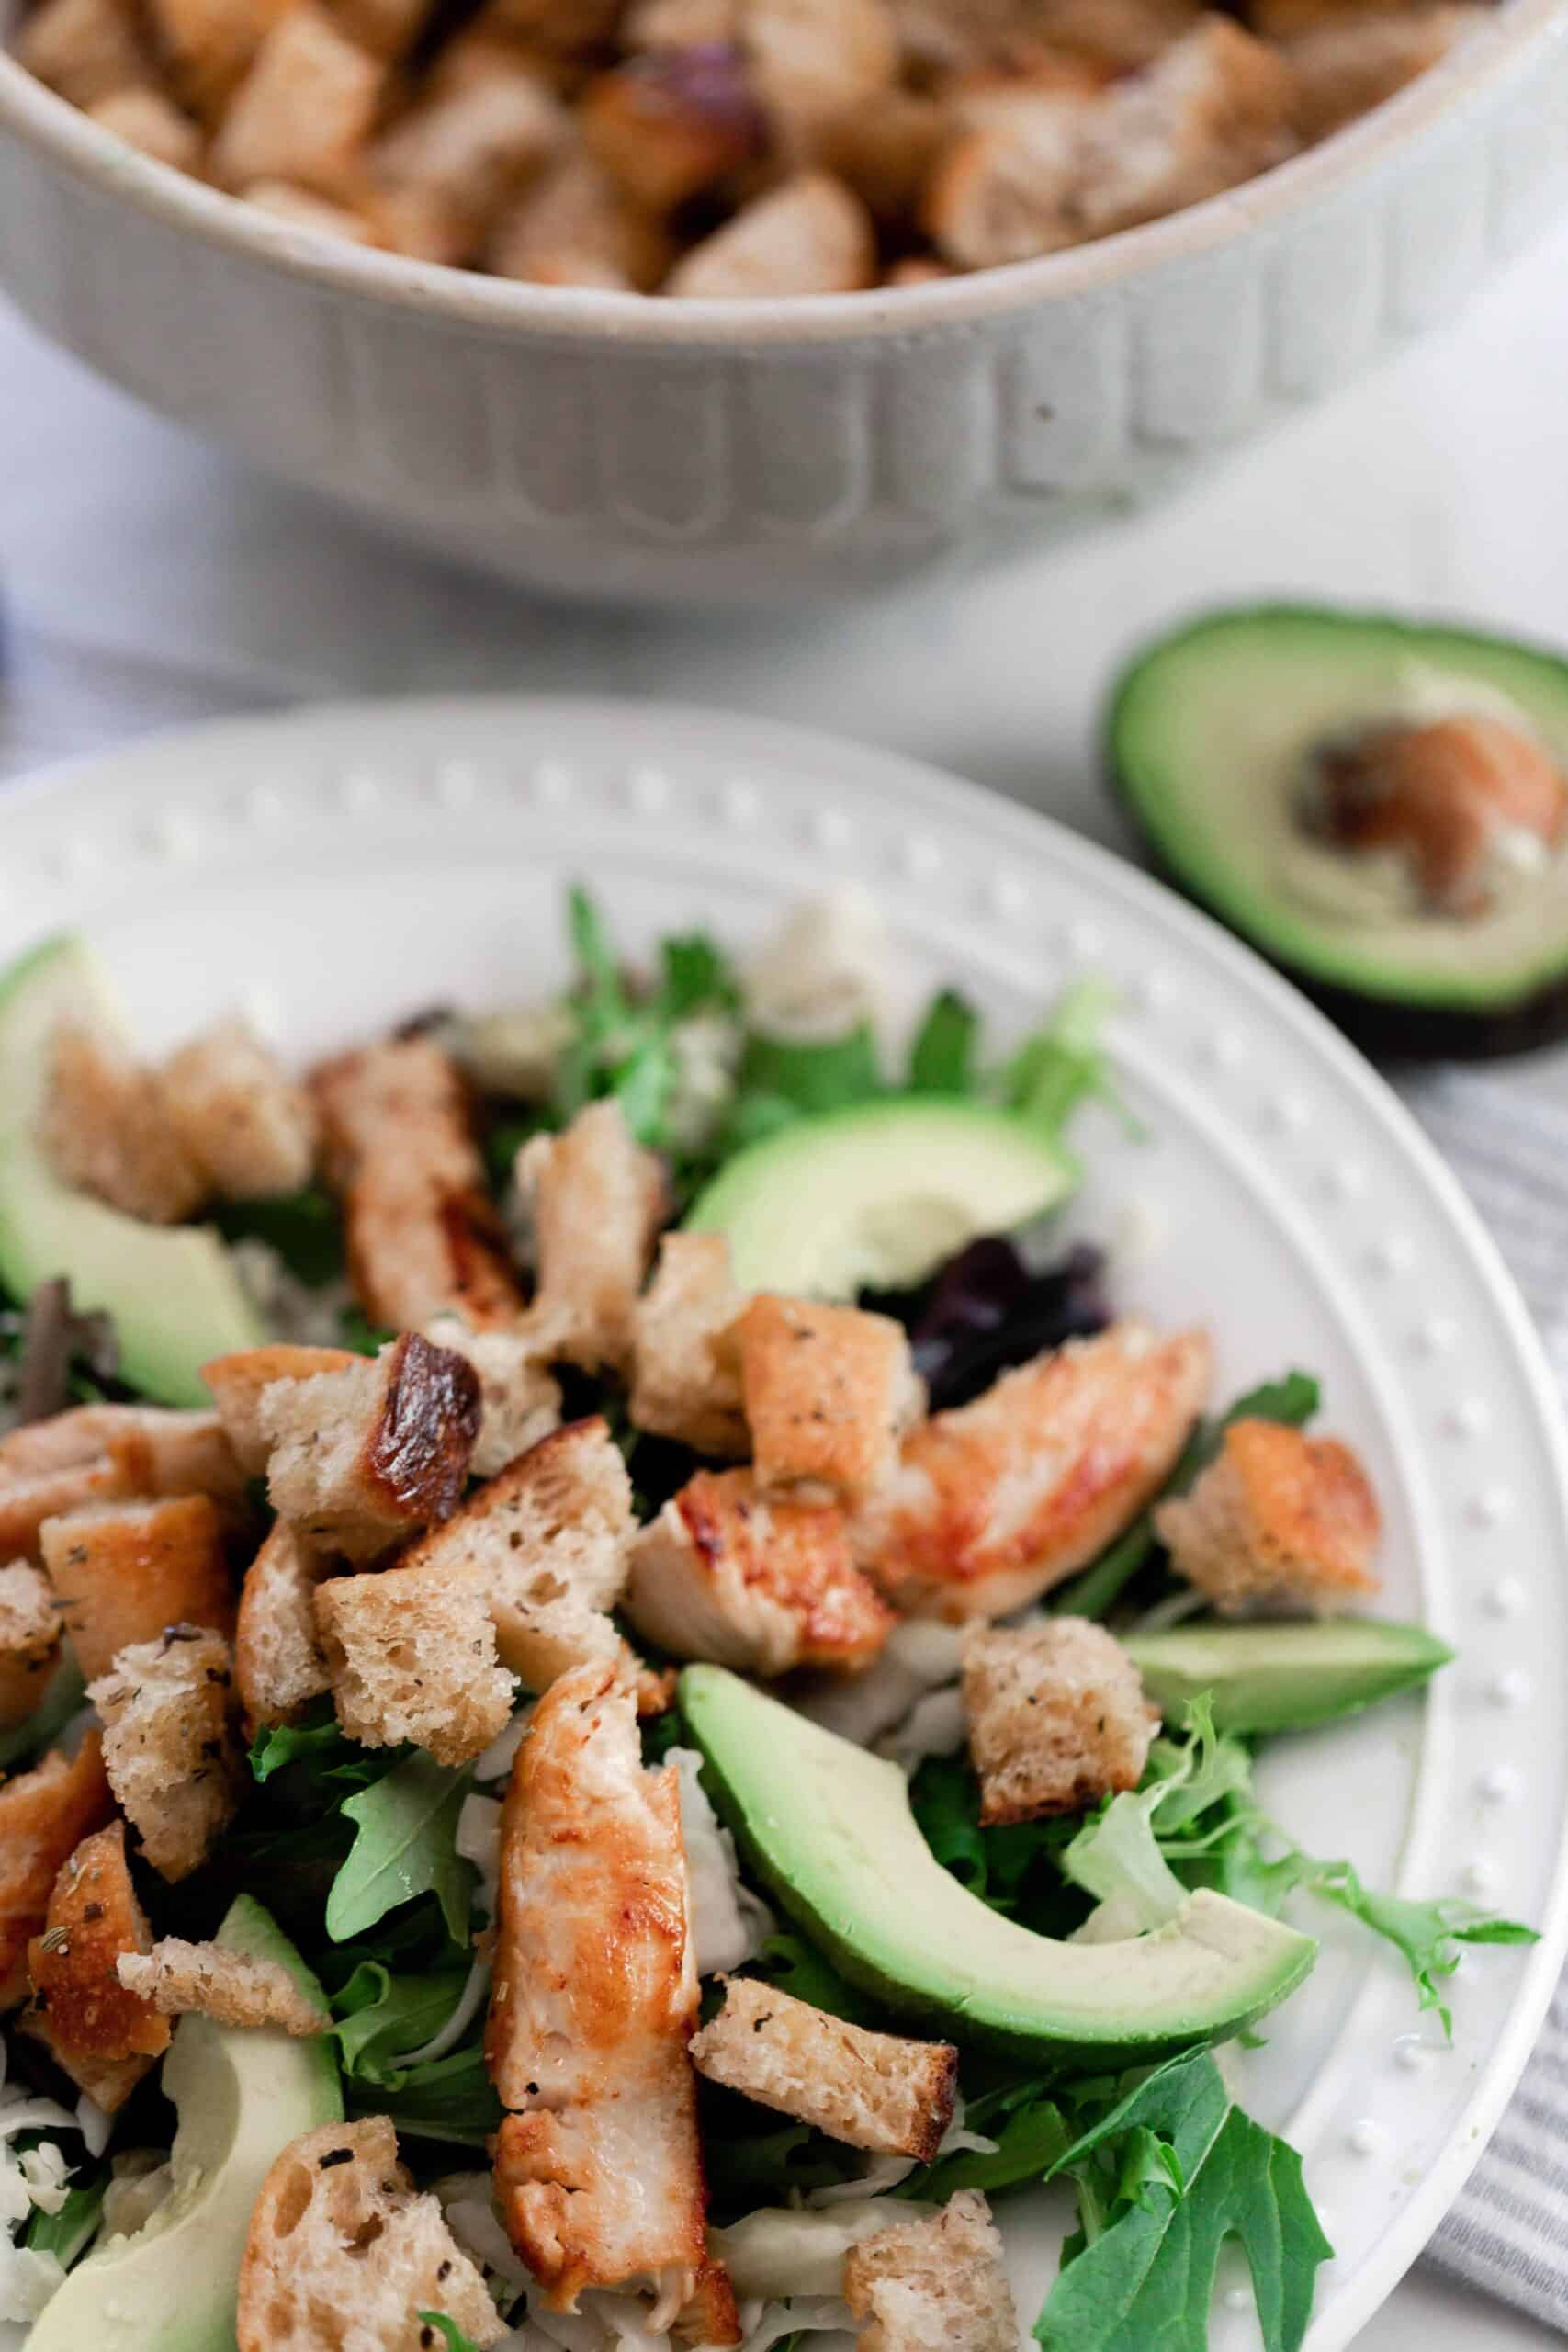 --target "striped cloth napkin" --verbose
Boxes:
[1404,1069,1568,2331]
